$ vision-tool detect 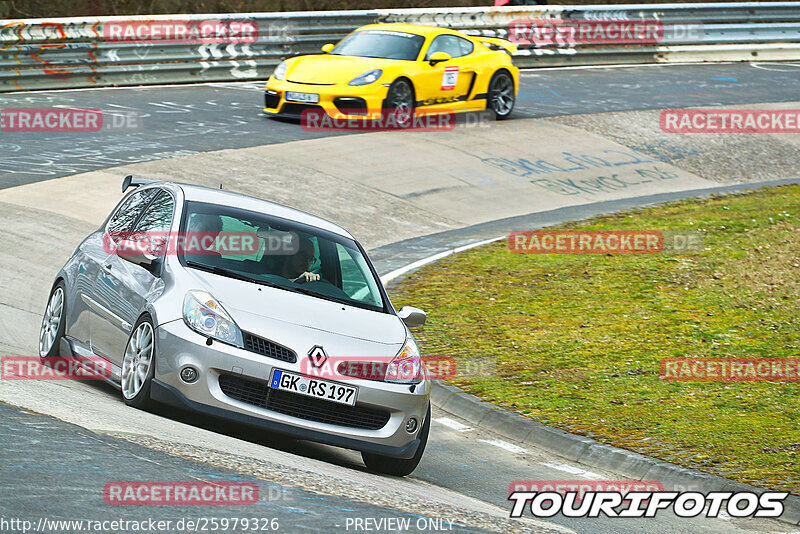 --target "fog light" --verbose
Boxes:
[405,418,418,434]
[180,366,199,383]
